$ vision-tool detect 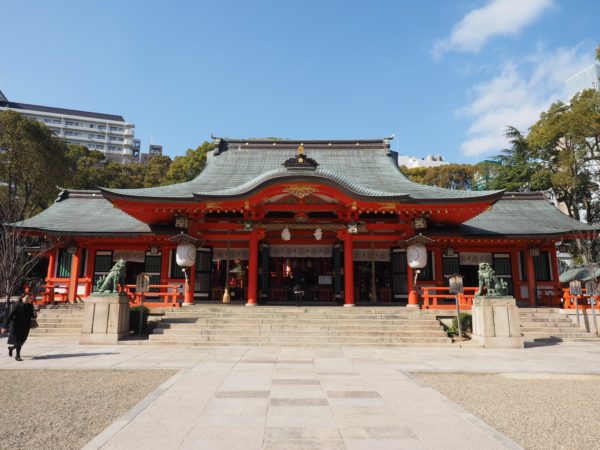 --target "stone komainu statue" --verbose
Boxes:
[475,262,508,297]
[95,258,127,293]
